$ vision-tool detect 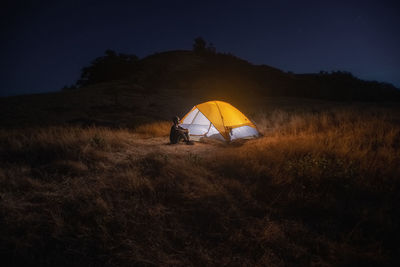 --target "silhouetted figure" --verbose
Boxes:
[170,116,192,144]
